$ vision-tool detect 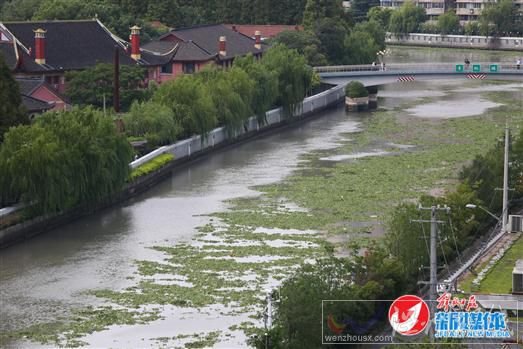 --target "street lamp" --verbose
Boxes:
[465,204,500,221]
